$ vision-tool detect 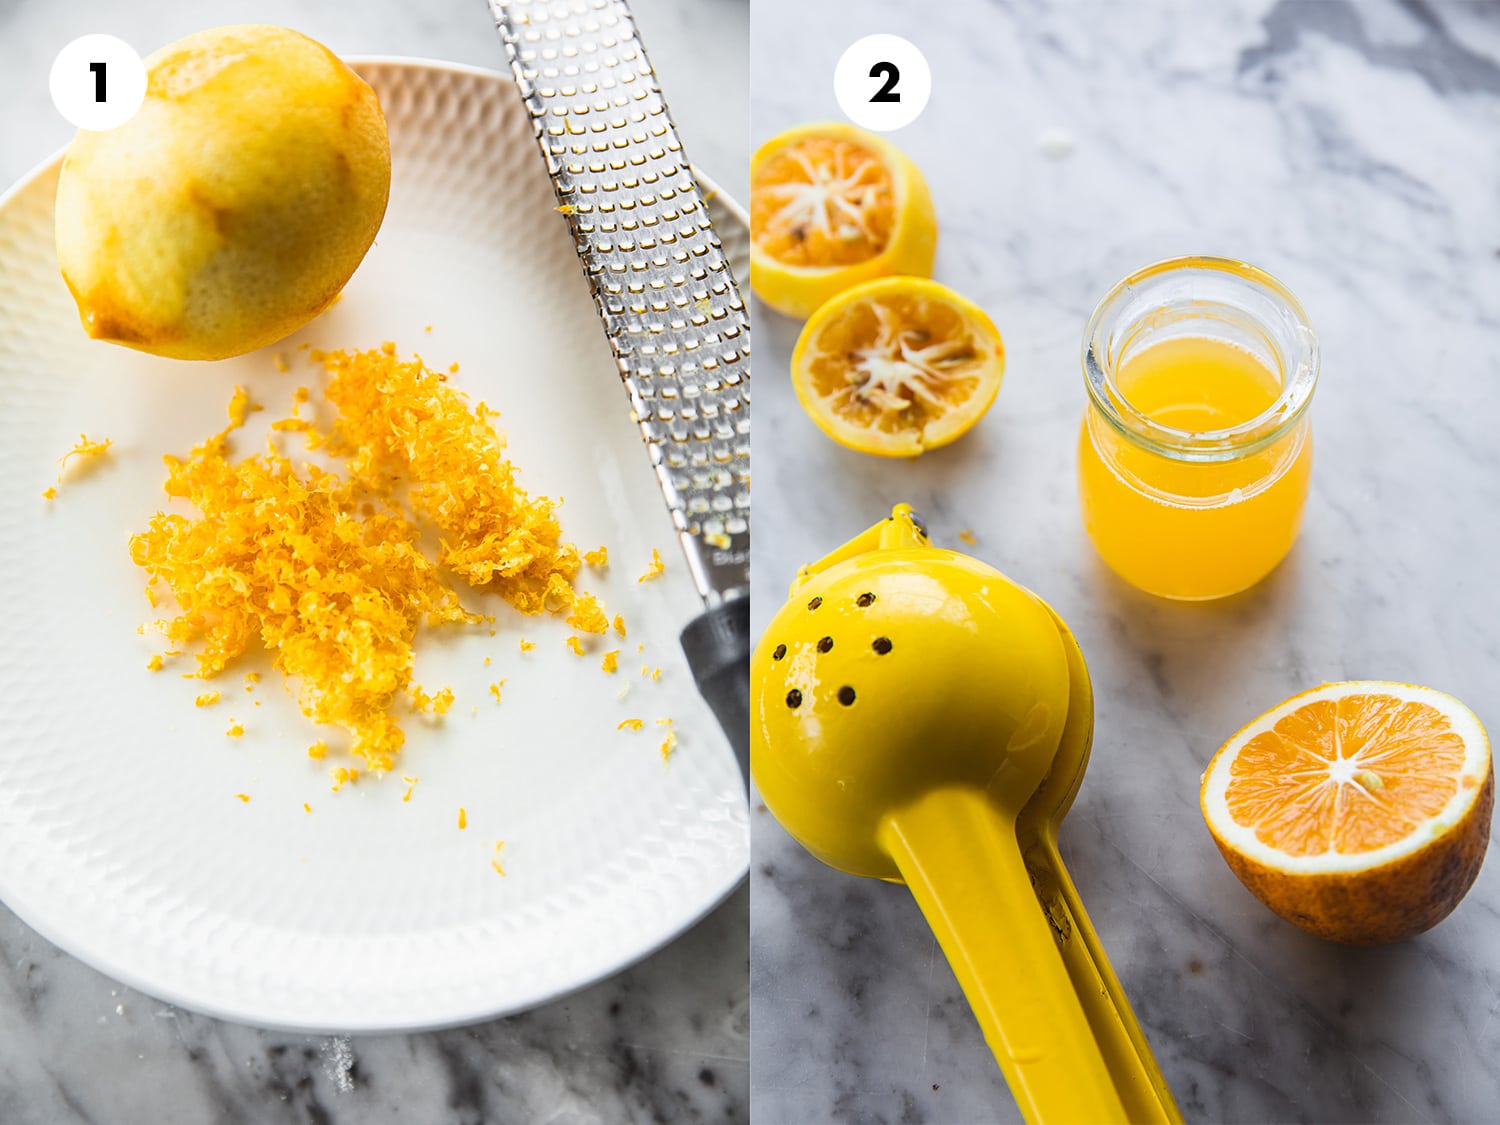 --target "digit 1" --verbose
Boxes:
[89,61,106,103]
